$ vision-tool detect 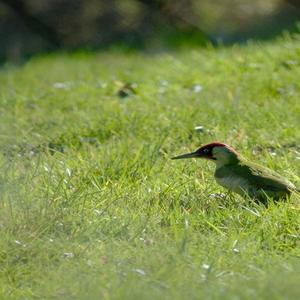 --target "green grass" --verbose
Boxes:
[1,33,300,299]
